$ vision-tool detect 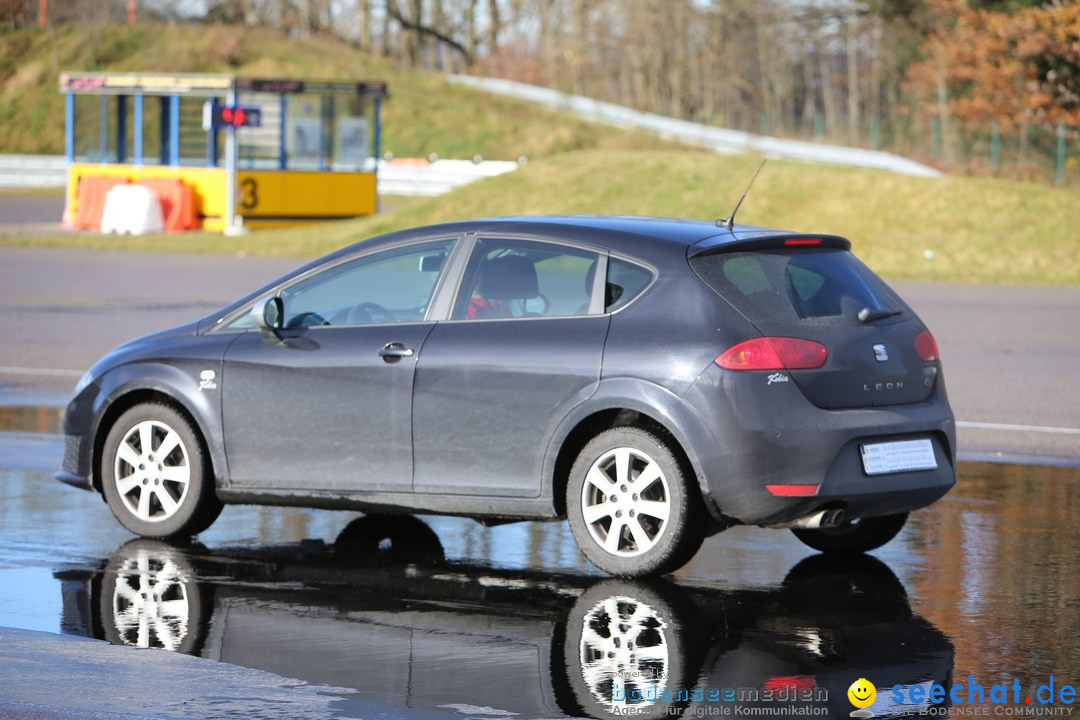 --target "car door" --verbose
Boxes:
[412,236,610,497]
[221,238,458,492]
